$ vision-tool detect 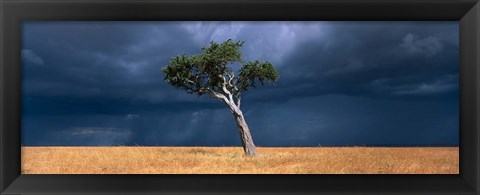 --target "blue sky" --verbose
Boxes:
[21,21,459,146]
